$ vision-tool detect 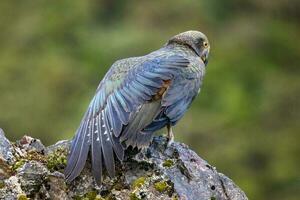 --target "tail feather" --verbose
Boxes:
[64,120,84,175]
[65,107,125,183]
[65,114,91,182]
[91,115,103,184]
[104,106,125,161]
[101,109,116,177]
